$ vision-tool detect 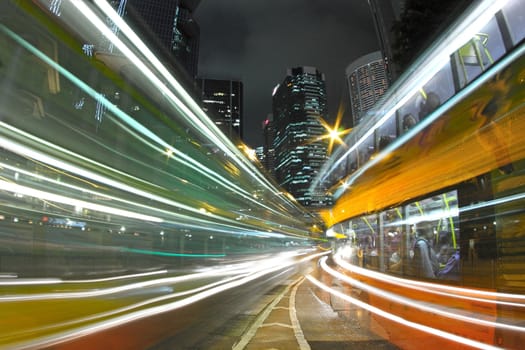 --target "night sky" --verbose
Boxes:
[195,1,379,148]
